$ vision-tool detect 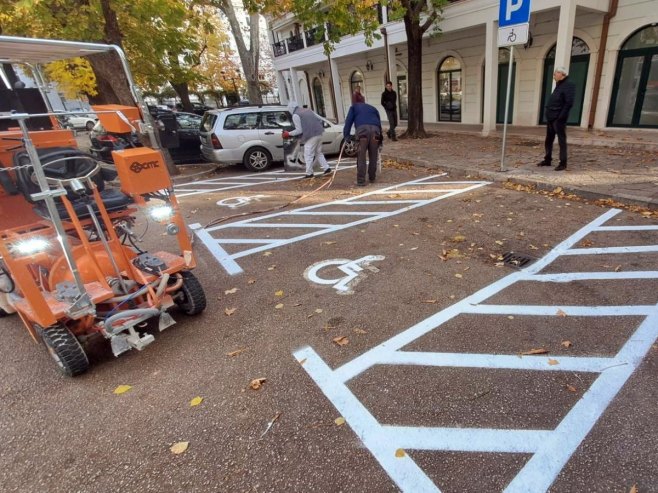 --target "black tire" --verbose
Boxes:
[341,138,358,158]
[39,324,89,377]
[175,272,207,315]
[243,147,272,172]
[85,120,95,131]
[0,308,9,317]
